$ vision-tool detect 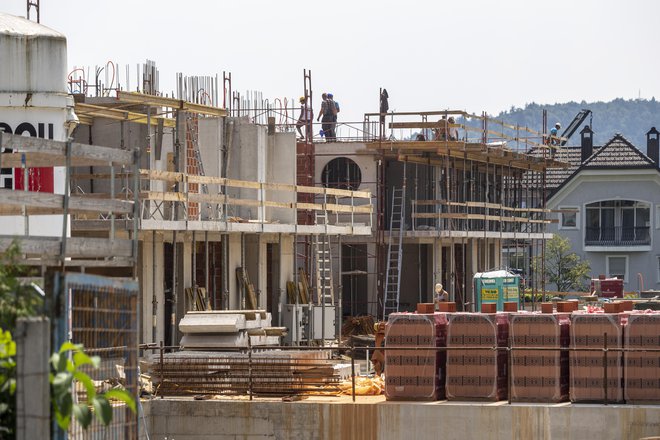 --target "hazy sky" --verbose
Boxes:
[4,0,660,124]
